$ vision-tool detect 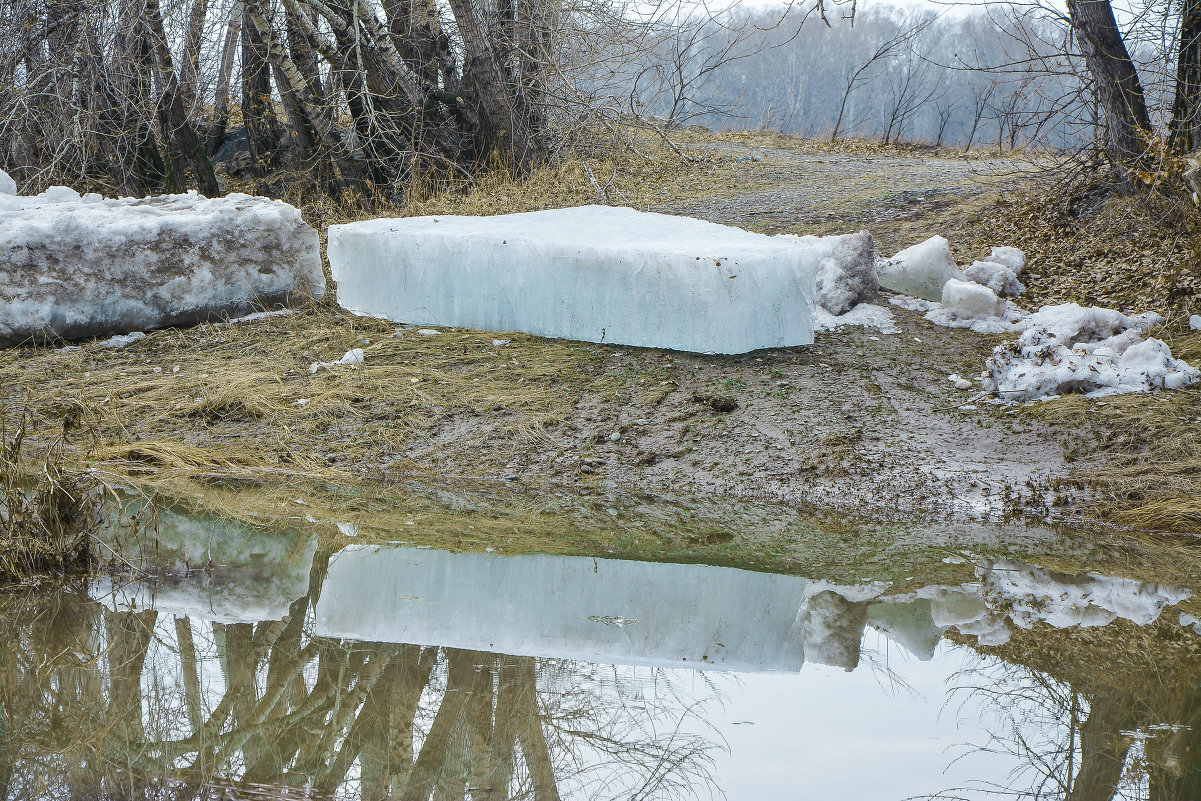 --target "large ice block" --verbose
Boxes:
[328,205,817,354]
[0,188,323,344]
